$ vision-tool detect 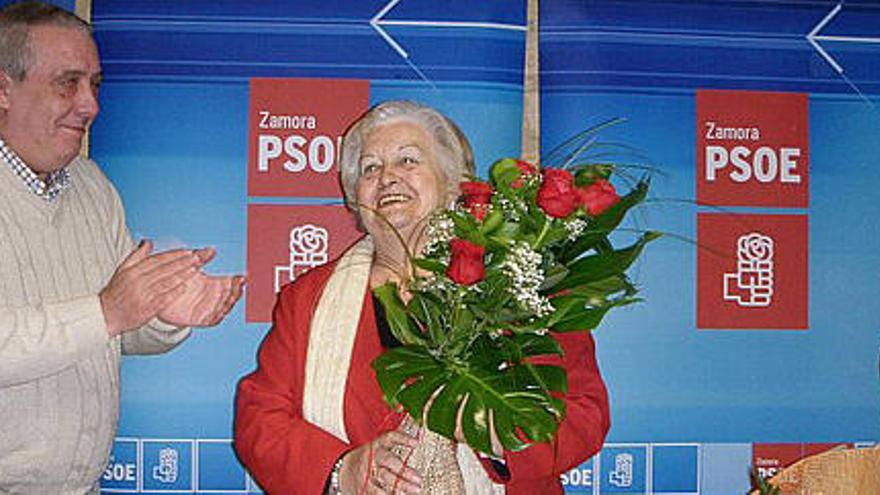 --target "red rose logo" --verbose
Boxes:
[511,160,538,189]
[460,181,493,220]
[447,239,485,285]
[536,169,577,218]
[575,179,620,216]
